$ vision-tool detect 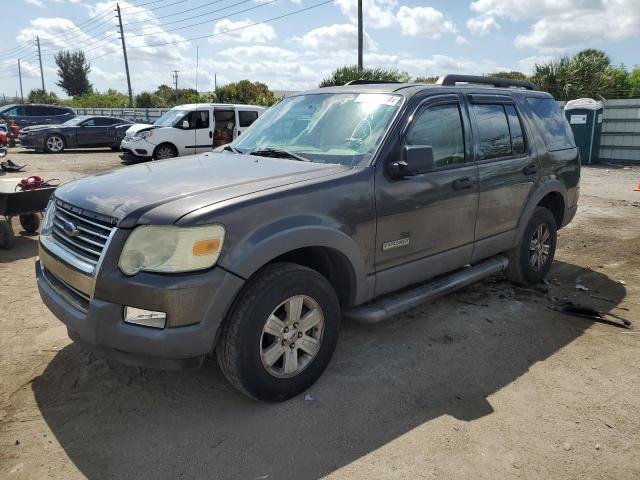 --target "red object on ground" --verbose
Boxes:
[17,176,46,191]
[0,131,7,144]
